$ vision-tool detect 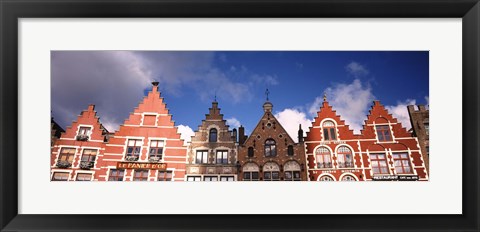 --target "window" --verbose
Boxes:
[58,147,76,165]
[204,176,218,181]
[424,123,429,136]
[220,176,235,181]
[126,139,142,160]
[248,147,254,157]
[263,162,280,181]
[393,153,412,174]
[158,170,173,181]
[370,153,389,174]
[209,128,217,142]
[319,175,334,181]
[264,139,277,157]
[243,163,259,181]
[243,172,259,181]
[196,150,209,164]
[77,126,91,141]
[78,126,91,135]
[108,169,125,181]
[315,147,332,168]
[376,125,392,141]
[284,161,301,181]
[52,172,69,181]
[216,150,228,164]
[143,115,156,126]
[186,176,201,181]
[287,145,294,156]
[341,175,356,181]
[76,173,92,181]
[80,149,97,163]
[149,140,164,161]
[337,146,354,168]
[322,120,337,141]
[133,170,149,181]
[284,171,301,181]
